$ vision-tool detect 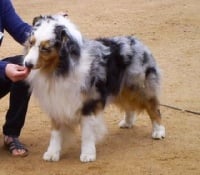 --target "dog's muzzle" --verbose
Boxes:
[24,61,34,69]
